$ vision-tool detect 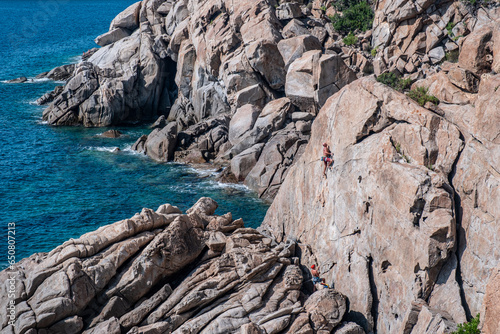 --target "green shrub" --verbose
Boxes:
[452,314,480,334]
[377,72,398,87]
[446,22,455,37]
[343,32,358,46]
[320,5,327,12]
[330,1,374,33]
[371,46,378,57]
[377,73,414,92]
[445,49,460,63]
[396,77,412,91]
[407,87,439,106]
